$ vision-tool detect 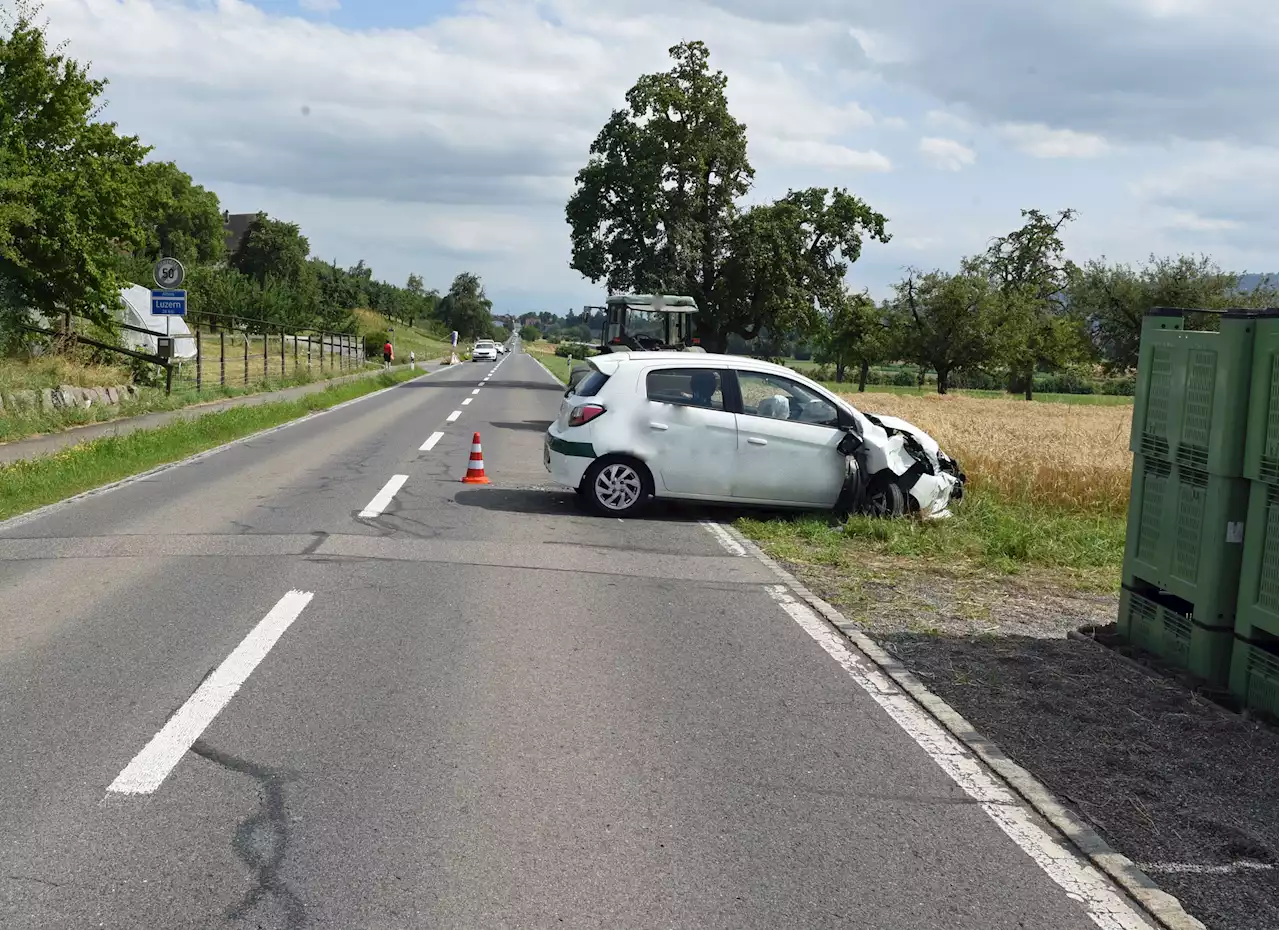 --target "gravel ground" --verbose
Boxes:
[772,554,1278,930]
